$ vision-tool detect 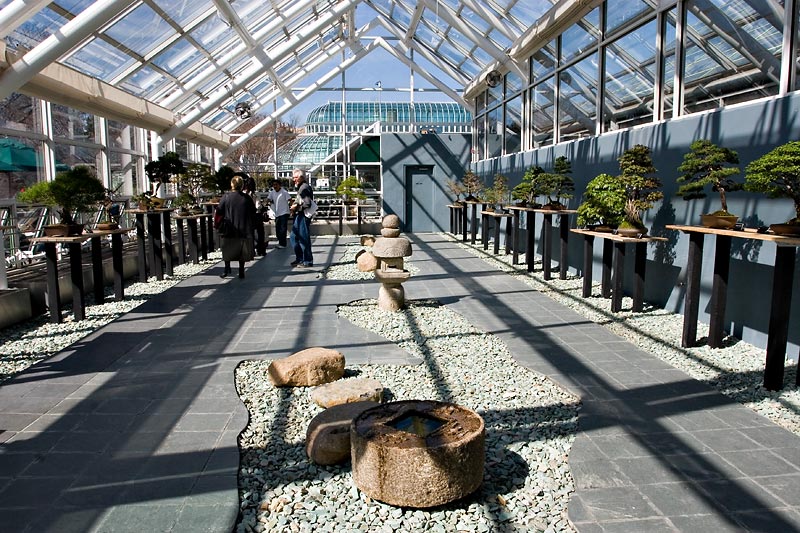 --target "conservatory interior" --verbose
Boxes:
[2,1,800,532]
